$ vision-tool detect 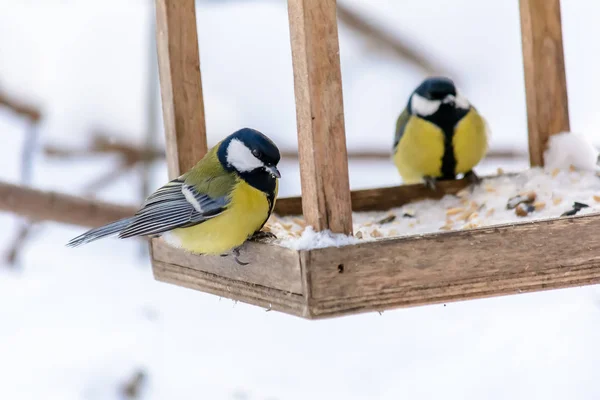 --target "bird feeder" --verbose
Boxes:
[150,0,600,319]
